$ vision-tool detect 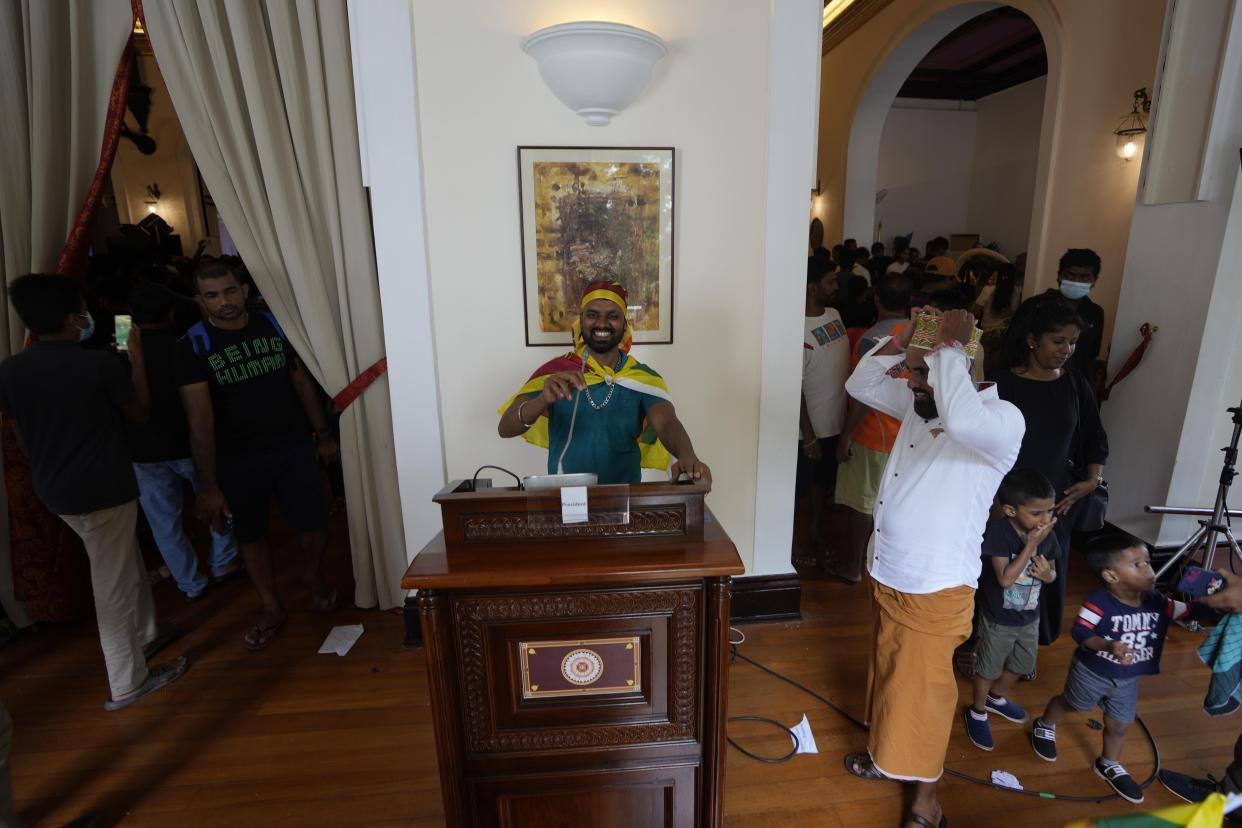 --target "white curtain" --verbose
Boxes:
[0,0,132,357]
[143,0,407,609]
[0,0,132,628]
